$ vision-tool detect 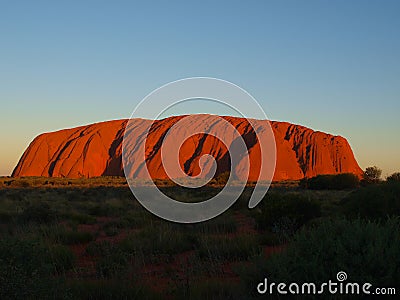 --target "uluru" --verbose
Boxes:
[12,115,363,181]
